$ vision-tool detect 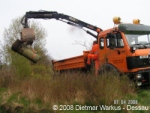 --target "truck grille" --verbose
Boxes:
[127,55,150,69]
